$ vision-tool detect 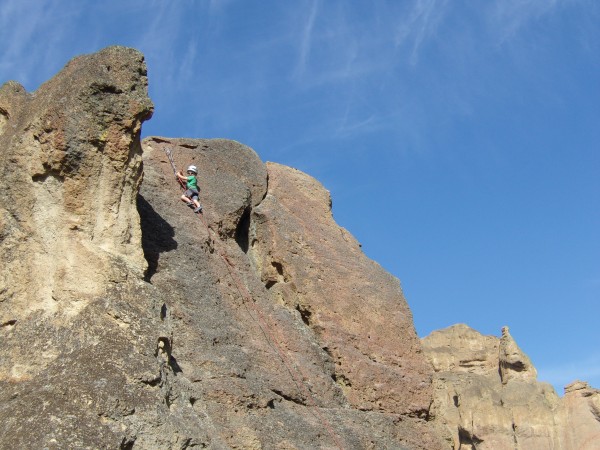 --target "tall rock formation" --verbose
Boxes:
[0,47,444,449]
[249,161,433,415]
[0,46,153,323]
[138,137,443,449]
[422,324,600,449]
[2,45,597,450]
